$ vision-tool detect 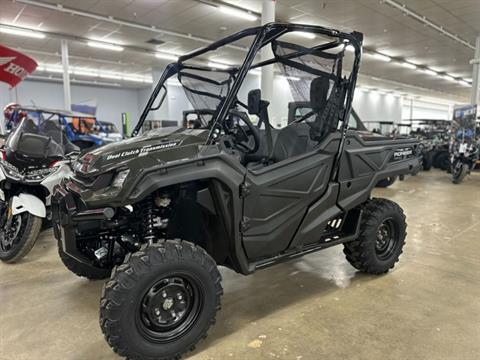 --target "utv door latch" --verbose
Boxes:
[239,183,250,198]
[240,216,251,232]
